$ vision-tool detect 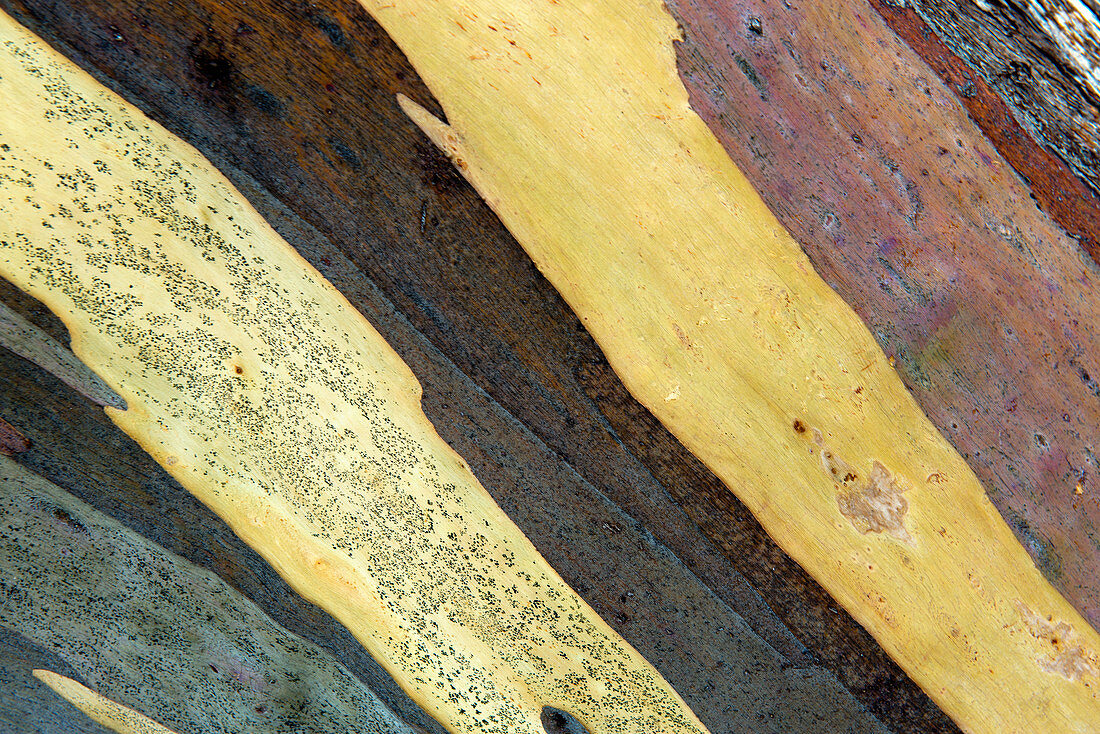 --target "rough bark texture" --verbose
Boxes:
[872,0,1100,265]
[5,0,1098,730]
[0,0,959,731]
[378,0,1100,727]
[894,0,1100,199]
